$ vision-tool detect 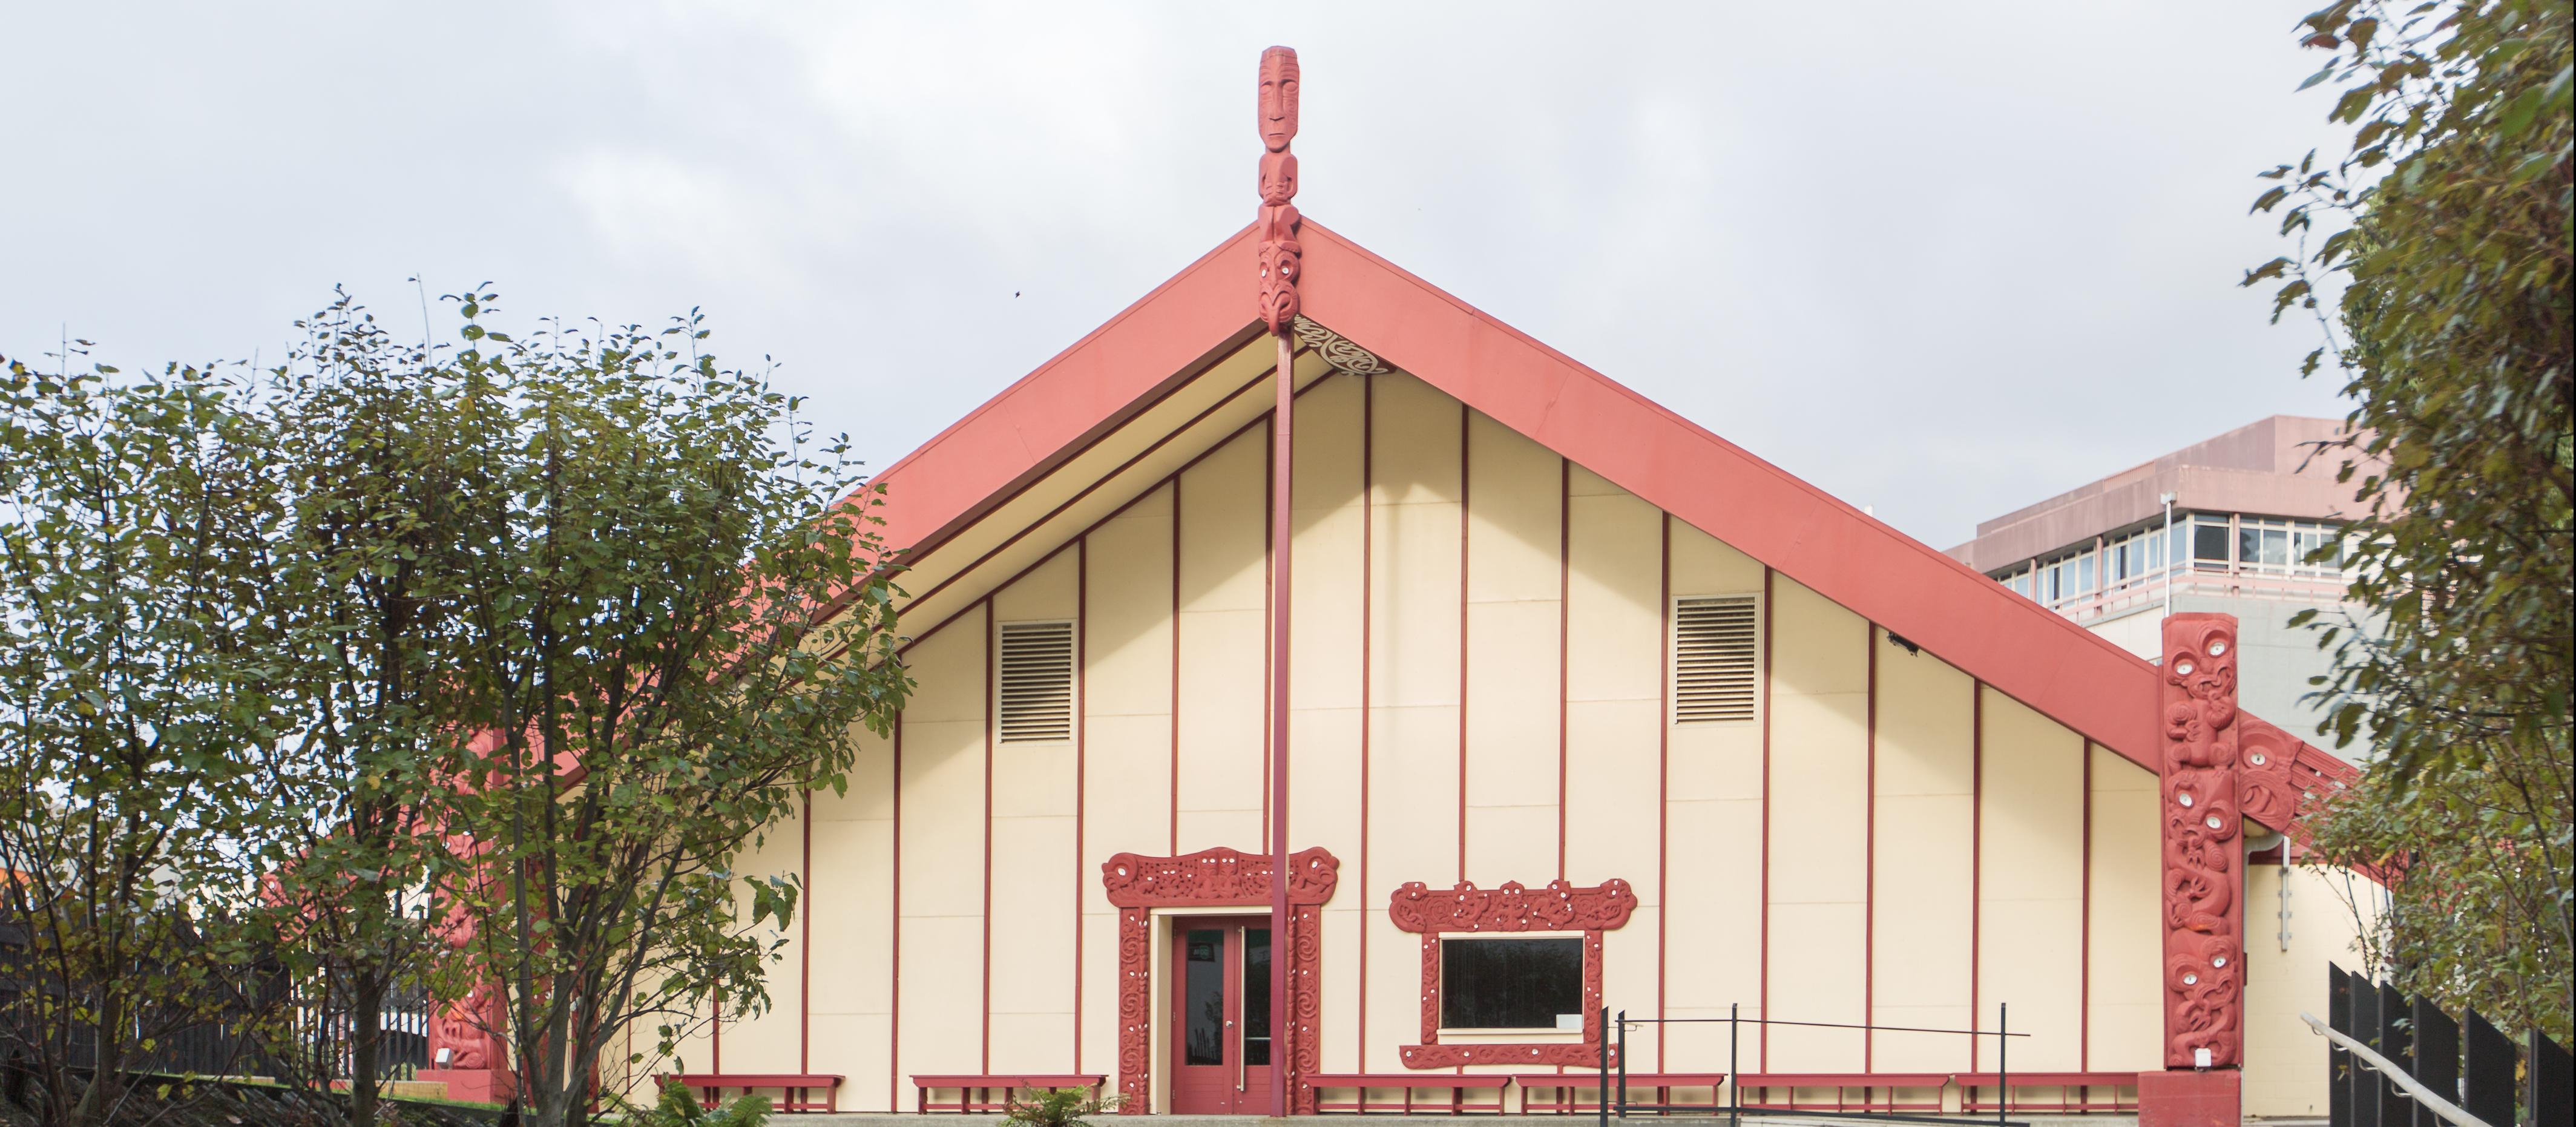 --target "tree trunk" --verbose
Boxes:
[349,971,383,1127]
